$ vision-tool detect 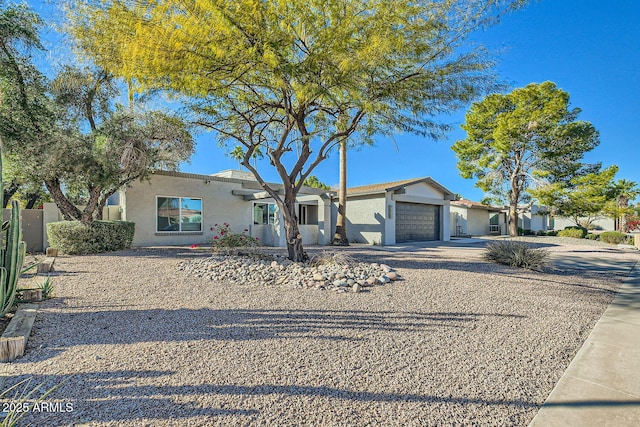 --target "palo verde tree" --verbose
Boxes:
[70,0,526,261]
[453,81,600,236]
